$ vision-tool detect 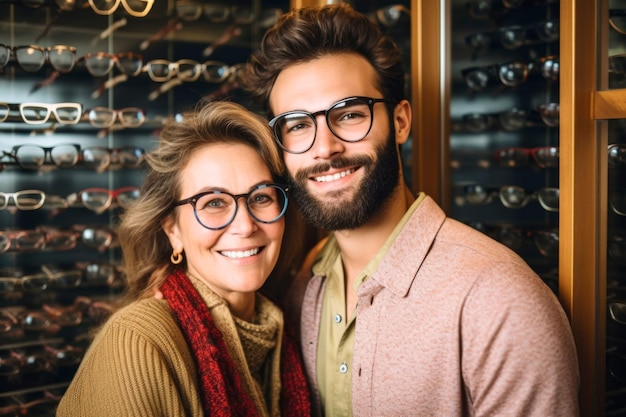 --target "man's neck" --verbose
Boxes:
[335,184,415,311]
